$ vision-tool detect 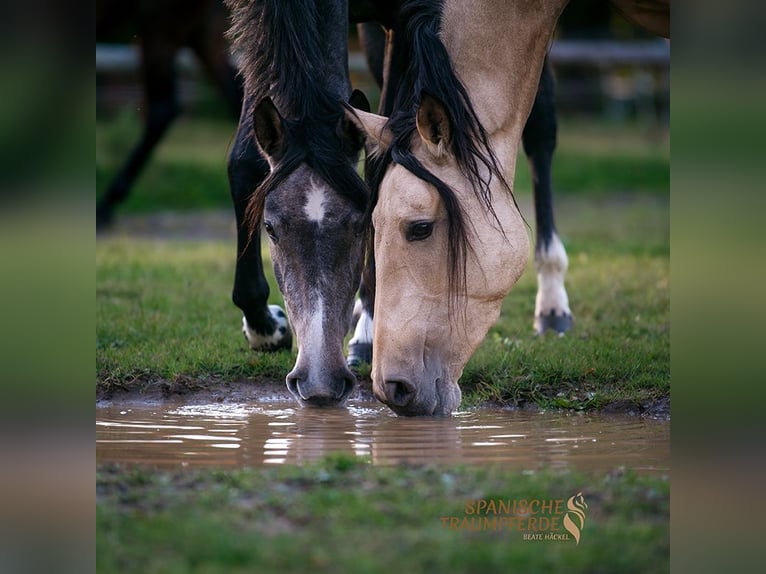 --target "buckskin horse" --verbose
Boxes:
[347,25,574,371]
[345,0,669,415]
